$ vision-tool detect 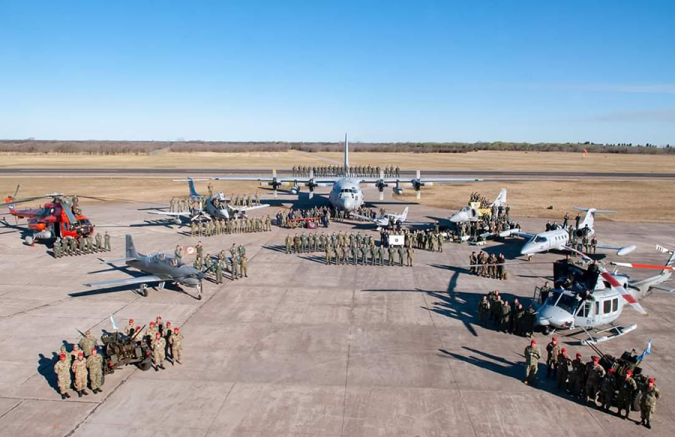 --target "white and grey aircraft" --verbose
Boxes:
[450,188,507,223]
[500,207,635,257]
[211,134,485,212]
[148,177,269,225]
[83,235,205,299]
[350,207,410,229]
